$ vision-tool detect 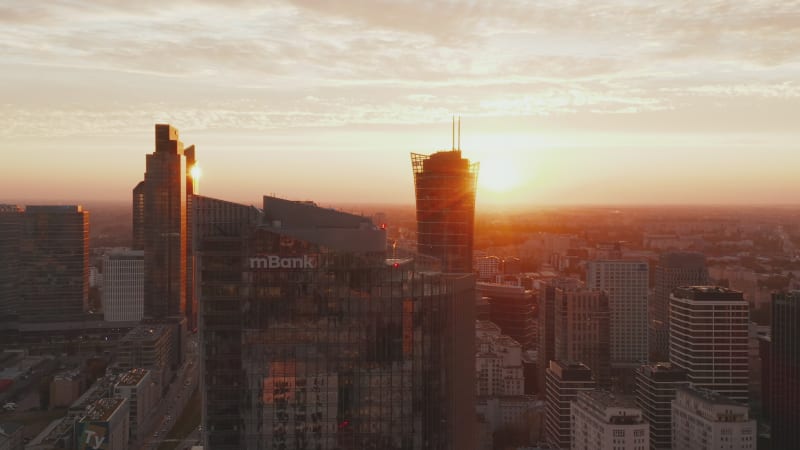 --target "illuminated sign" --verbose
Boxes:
[249,255,319,270]
[77,422,109,450]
